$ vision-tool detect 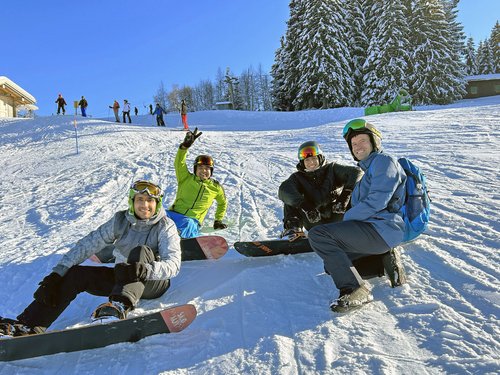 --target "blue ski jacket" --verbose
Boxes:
[343,150,406,247]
